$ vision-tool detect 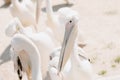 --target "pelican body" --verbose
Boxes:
[11,34,42,80]
[5,17,56,78]
[49,17,94,80]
